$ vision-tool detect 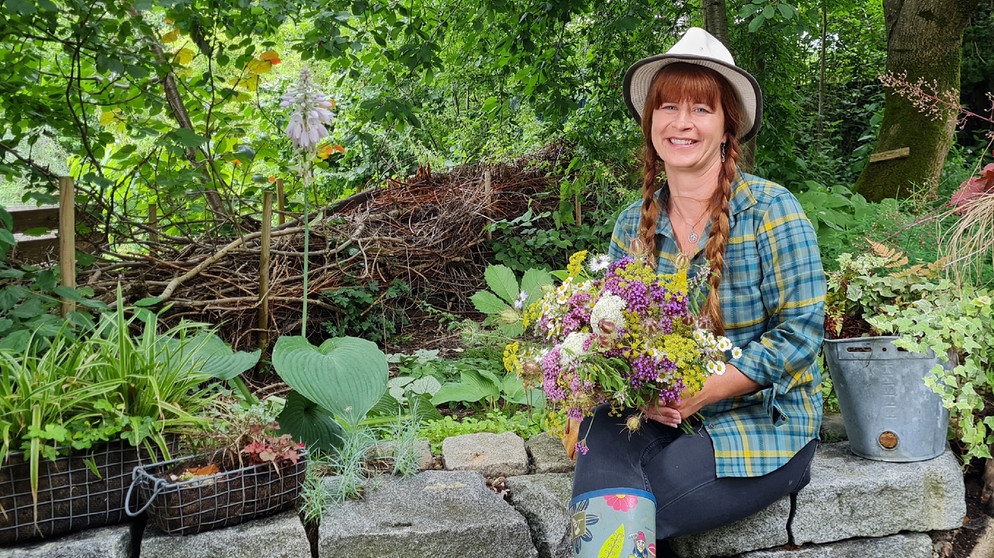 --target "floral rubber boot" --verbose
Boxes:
[568,488,656,558]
